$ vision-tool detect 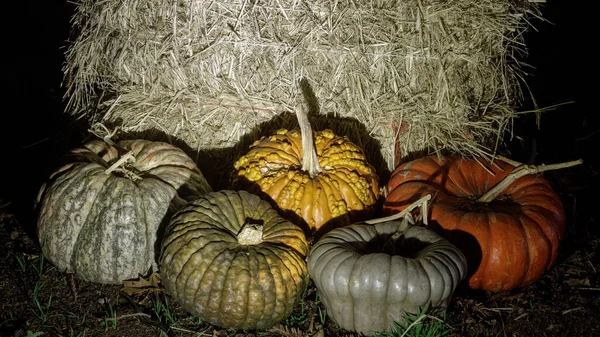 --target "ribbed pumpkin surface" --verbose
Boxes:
[159,190,309,330]
[36,139,211,284]
[232,128,379,231]
[383,155,566,291]
[307,221,467,335]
